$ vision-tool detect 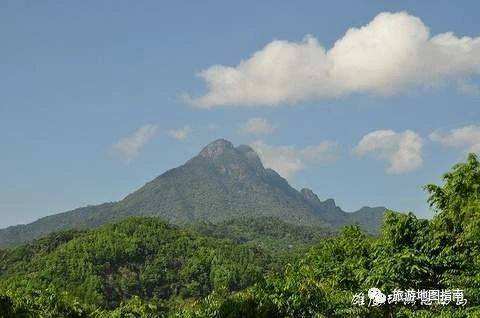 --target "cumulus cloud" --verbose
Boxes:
[111,124,158,162]
[187,11,480,108]
[430,125,480,153]
[250,140,338,180]
[240,117,276,135]
[168,126,192,141]
[354,130,423,174]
